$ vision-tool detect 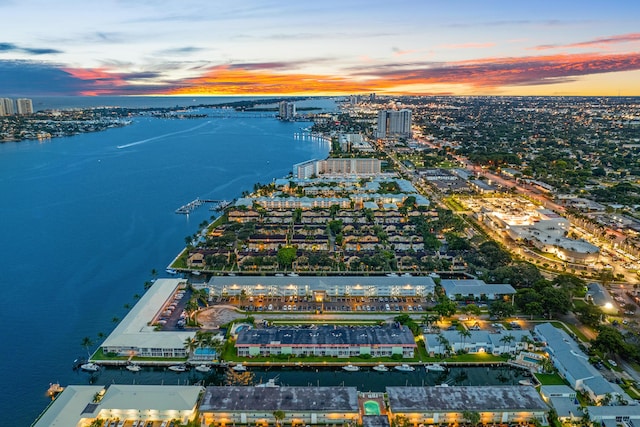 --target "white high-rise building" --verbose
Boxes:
[278,101,296,121]
[16,98,33,115]
[376,109,412,139]
[0,98,14,116]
